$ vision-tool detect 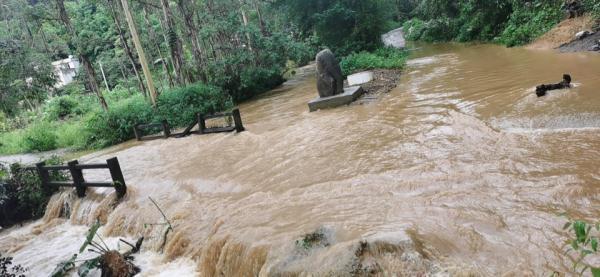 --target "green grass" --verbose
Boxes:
[340,47,409,76]
[0,130,27,155]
